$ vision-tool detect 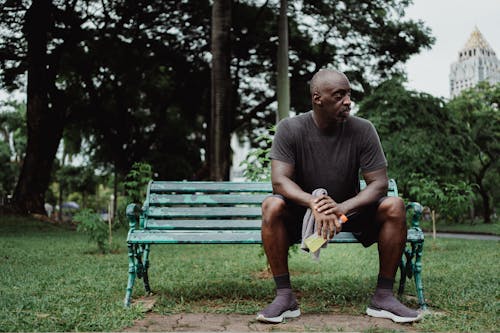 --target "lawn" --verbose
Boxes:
[426,221,500,235]
[0,215,498,332]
